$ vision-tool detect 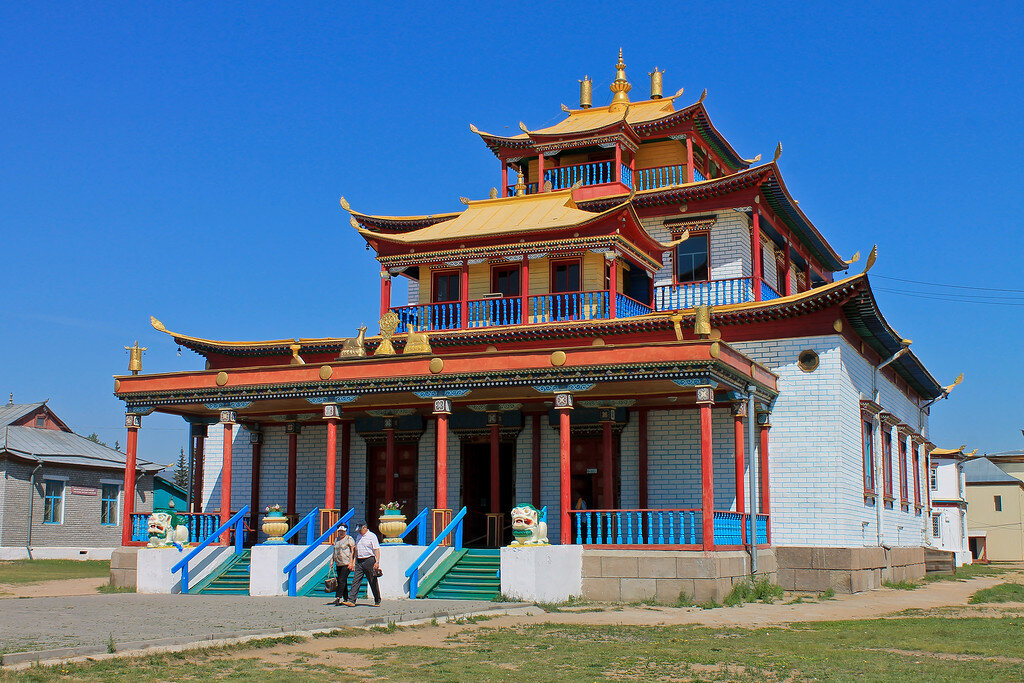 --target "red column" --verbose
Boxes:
[697,388,715,550]
[191,426,206,513]
[601,413,614,509]
[120,414,140,546]
[434,399,450,510]
[783,239,793,296]
[607,256,618,319]
[614,142,622,183]
[637,409,648,509]
[379,267,392,319]
[521,257,530,325]
[340,420,352,512]
[249,430,262,528]
[556,393,573,544]
[384,419,396,502]
[752,211,763,301]
[489,415,500,513]
[286,425,299,517]
[324,408,338,510]
[531,413,542,508]
[733,407,745,516]
[460,261,469,330]
[759,417,772,544]
[219,413,235,543]
[537,154,545,191]
[685,136,694,183]
[501,162,508,197]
